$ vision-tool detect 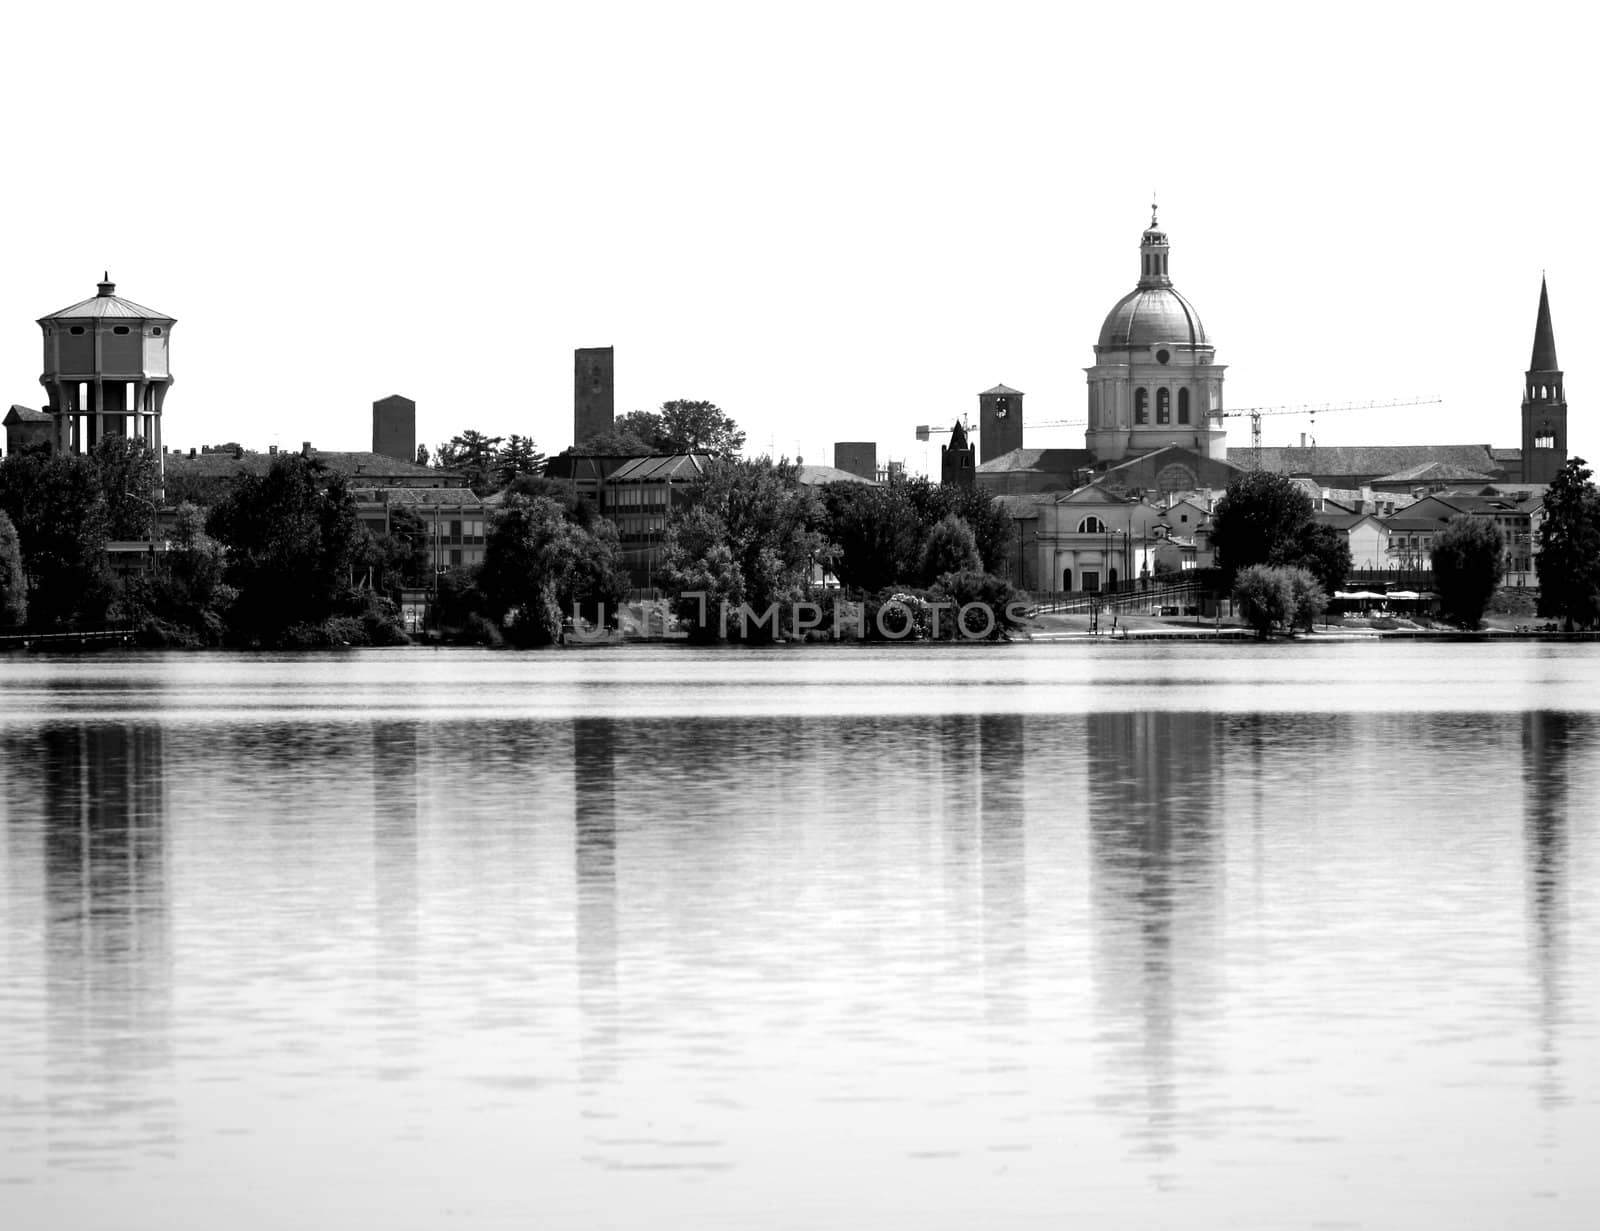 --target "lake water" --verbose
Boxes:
[1,643,1597,1229]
